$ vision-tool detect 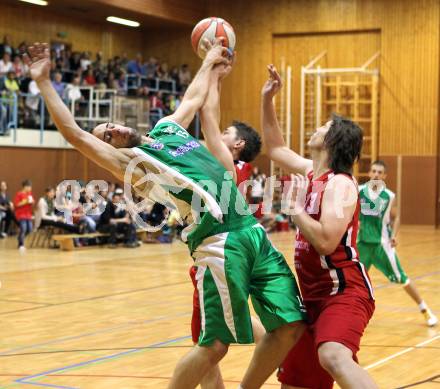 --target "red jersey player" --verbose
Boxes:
[262,65,377,389]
